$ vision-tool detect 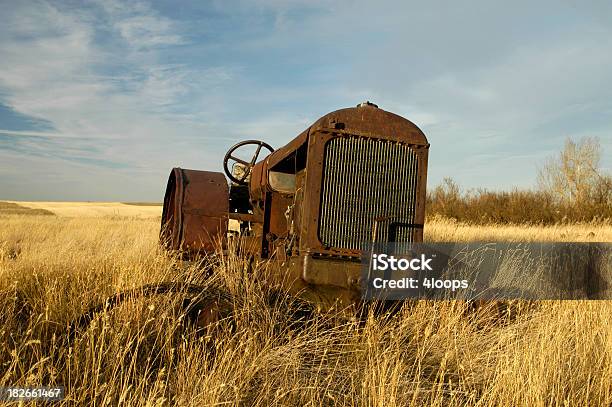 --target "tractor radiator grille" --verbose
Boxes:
[318,136,419,251]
